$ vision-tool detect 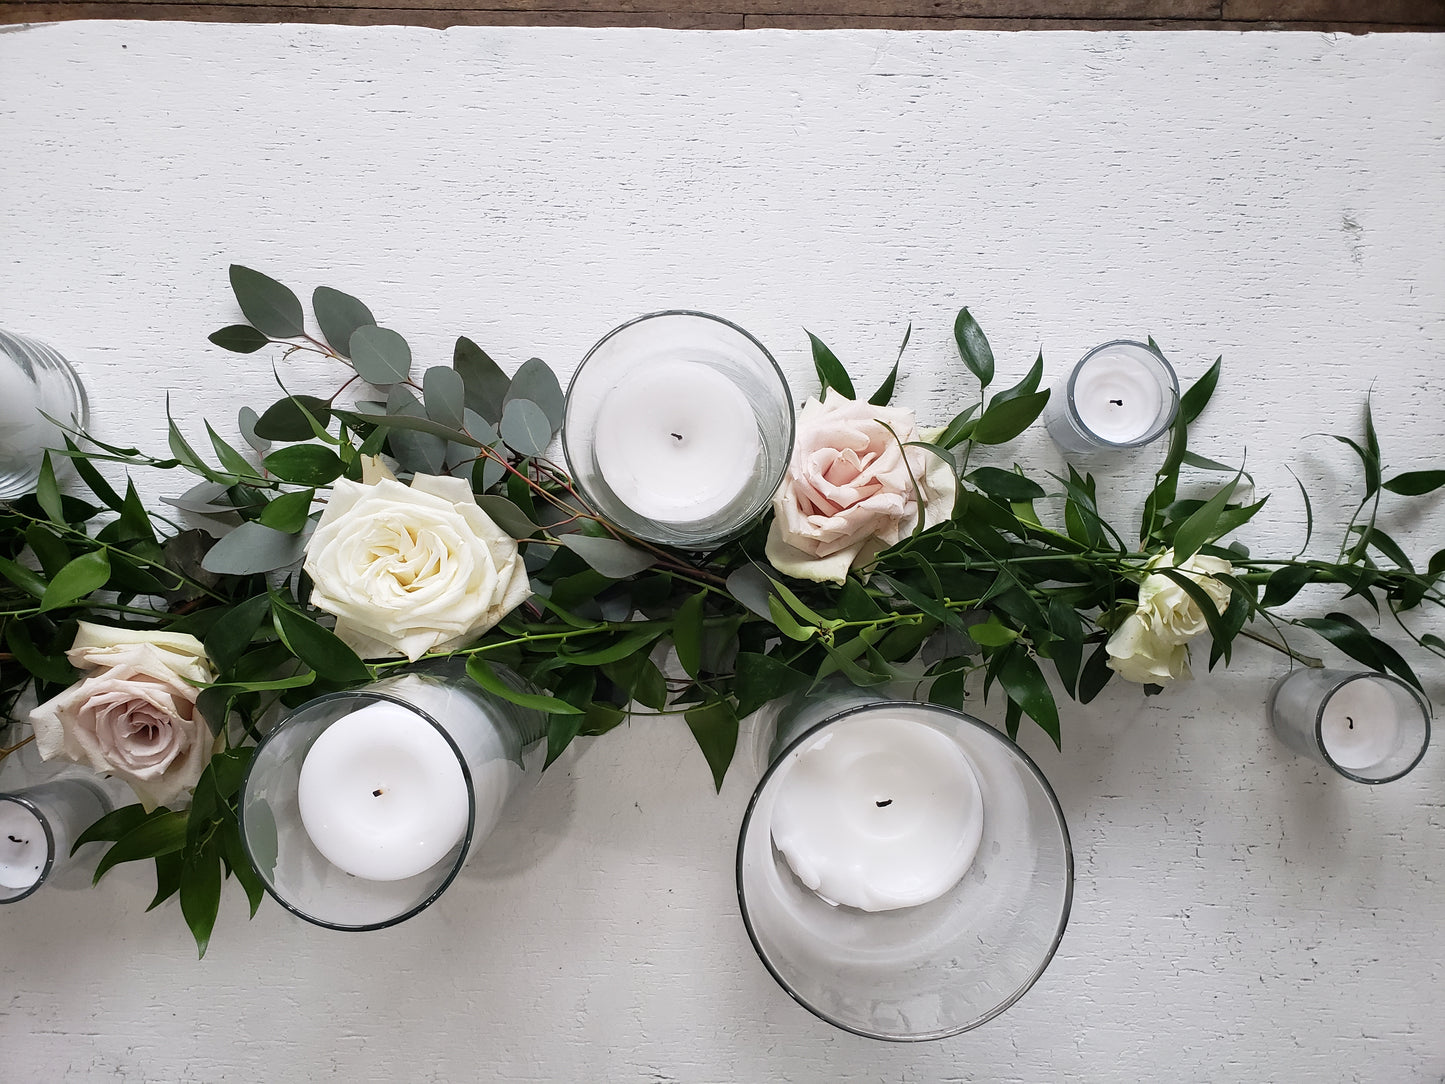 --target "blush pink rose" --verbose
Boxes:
[29,624,216,810]
[765,396,958,584]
